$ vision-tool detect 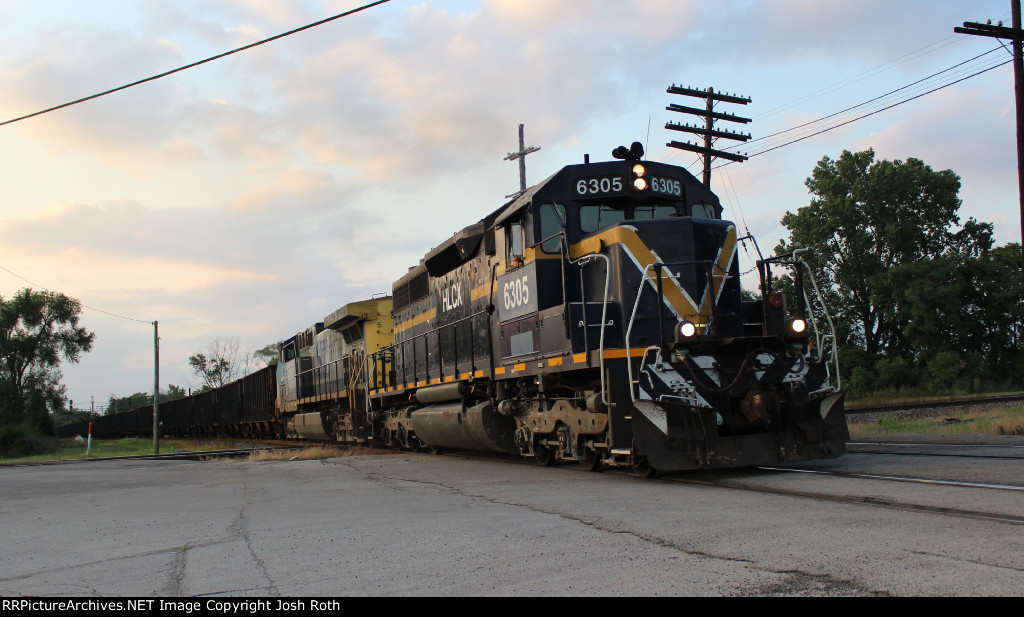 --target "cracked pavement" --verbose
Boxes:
[1,453,1021,596]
